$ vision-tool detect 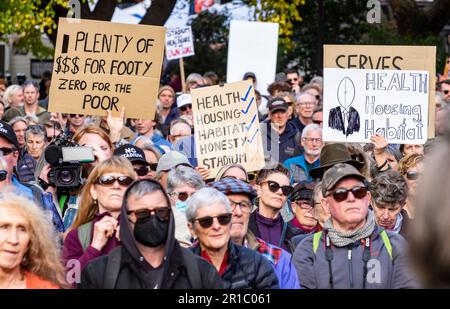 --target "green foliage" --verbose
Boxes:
[184,10,230,80]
